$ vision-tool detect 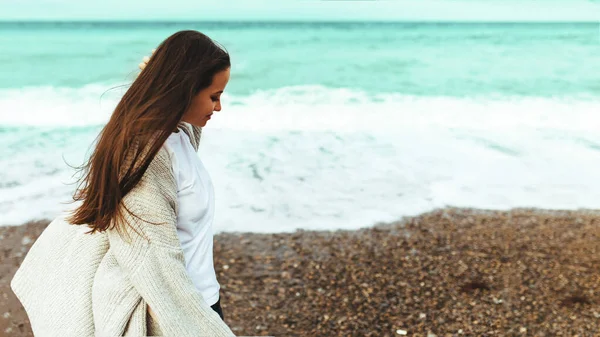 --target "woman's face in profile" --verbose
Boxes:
[183,67,230,127]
